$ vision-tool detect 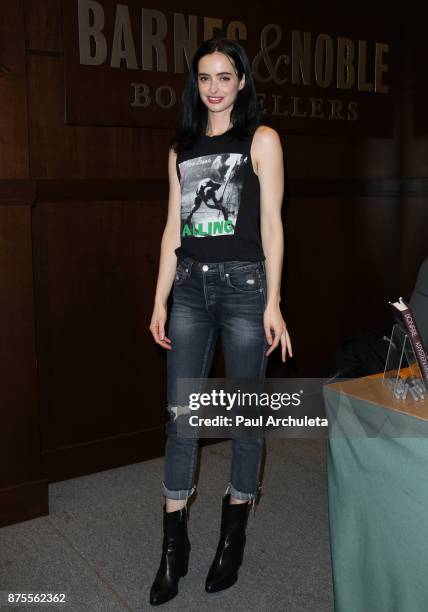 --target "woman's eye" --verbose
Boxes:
[199,76,230,82]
